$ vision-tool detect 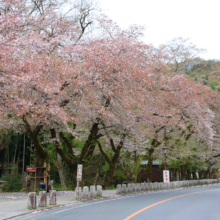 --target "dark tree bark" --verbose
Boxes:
[51,122,102,187]
[146,148,154,182]
[23,118,48,167]
[172,168,177,181]
[98,133,126,186]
